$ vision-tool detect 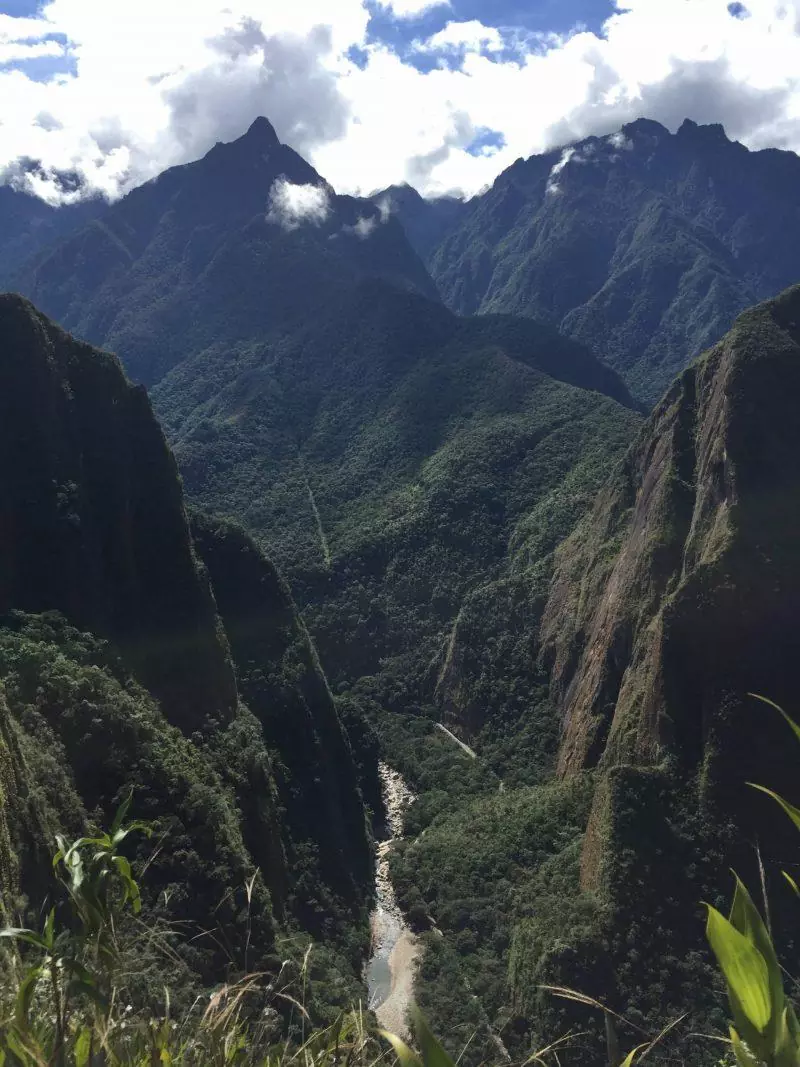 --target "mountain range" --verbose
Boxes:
[2,113,800,1064]
[383,118,800,403]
